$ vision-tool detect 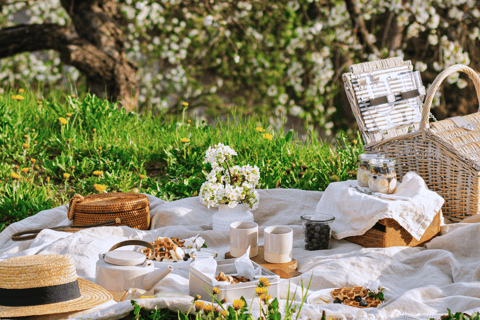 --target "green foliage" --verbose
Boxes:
[367,288,385,301]
[428,308,480,320]
[130,300,184,320]
[0,89,362,232]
